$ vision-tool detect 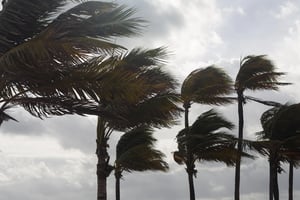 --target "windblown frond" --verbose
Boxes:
[10,96,117,119]
[181,66,233,105]
[235,55,289,92]
[0,0,82,55]
[174,109,251,167]
[47,2,145,40]
[107,92,182,130]
[115,126,169,174]
[0,104,18,126]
